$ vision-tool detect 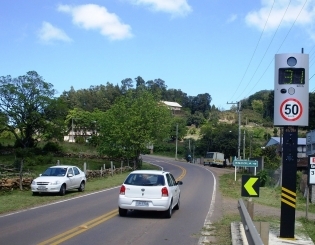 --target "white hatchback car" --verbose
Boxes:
[118,170,183,218]
[31,165,86,196]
